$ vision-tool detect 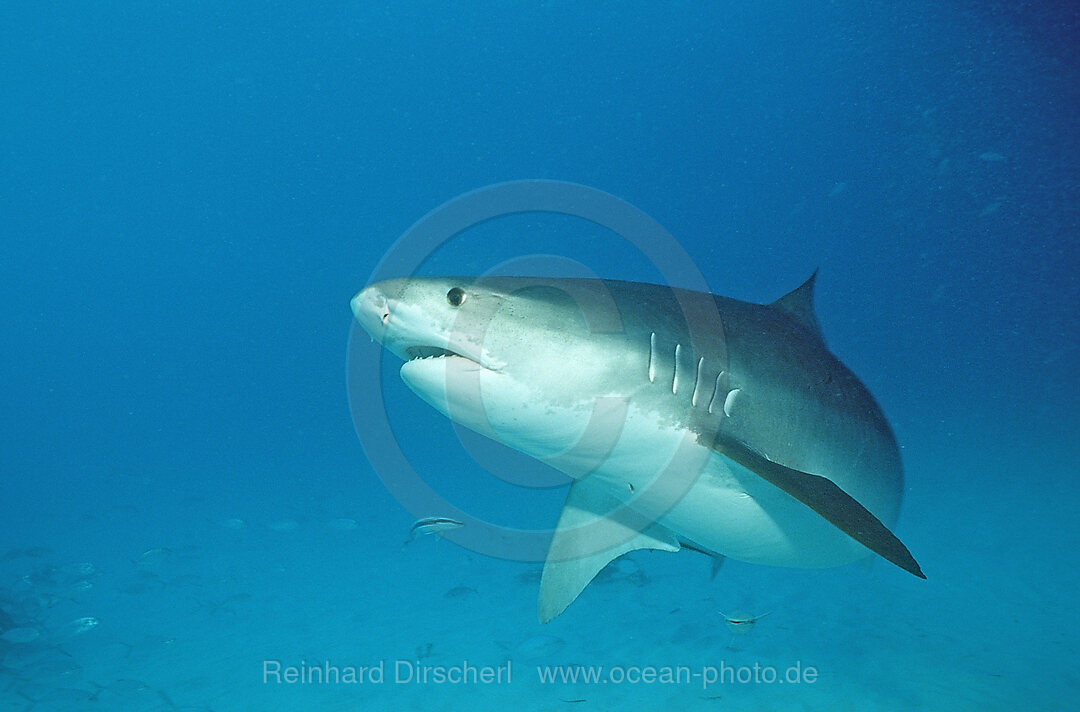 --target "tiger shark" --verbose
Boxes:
[351,274,923,622]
